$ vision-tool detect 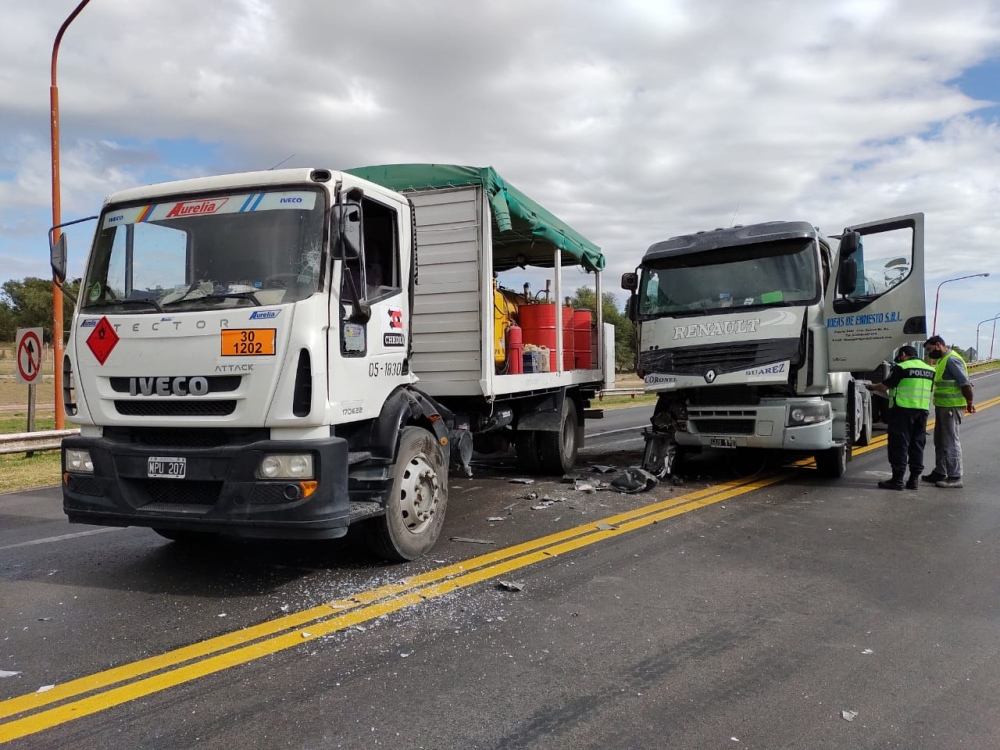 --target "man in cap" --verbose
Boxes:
[867,345,935,490]
[921,335,975,488]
